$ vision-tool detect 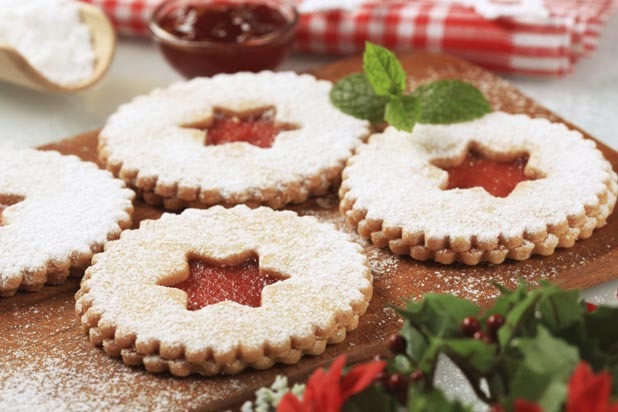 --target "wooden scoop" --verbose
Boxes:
[0,3,116,94]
